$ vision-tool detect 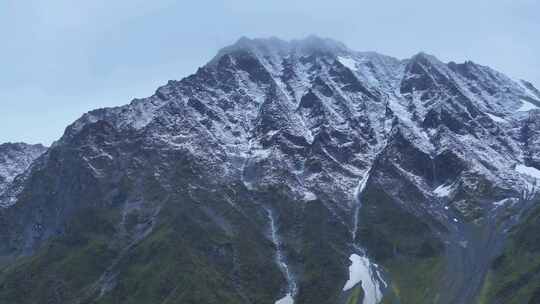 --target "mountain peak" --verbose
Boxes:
[211,35,350,65]
[0,142,47,153]
[409,51,445,66]
[291,35,349,53]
